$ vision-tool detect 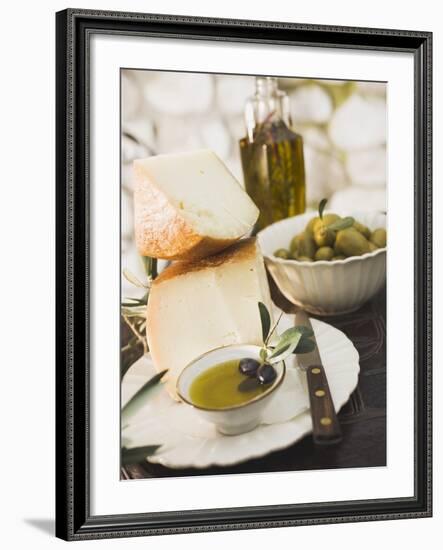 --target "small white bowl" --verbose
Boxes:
[258,210,386,316]
[176,345,285,436]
